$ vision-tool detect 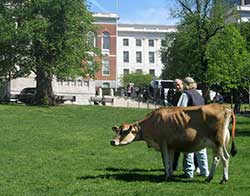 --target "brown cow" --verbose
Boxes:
[110,104,237,184]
